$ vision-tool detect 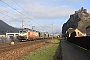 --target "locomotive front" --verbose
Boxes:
[18,30,28,41]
